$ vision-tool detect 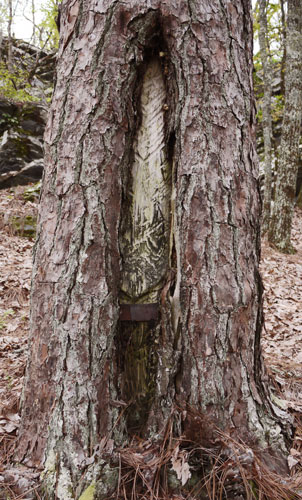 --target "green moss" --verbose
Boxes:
[0,112,19,130]
[10,215,37,238]
[0,309,15,330]
[11,135,30,158]
[78,483,95,500]
[0,62,39,103]
[23,181,41,202]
